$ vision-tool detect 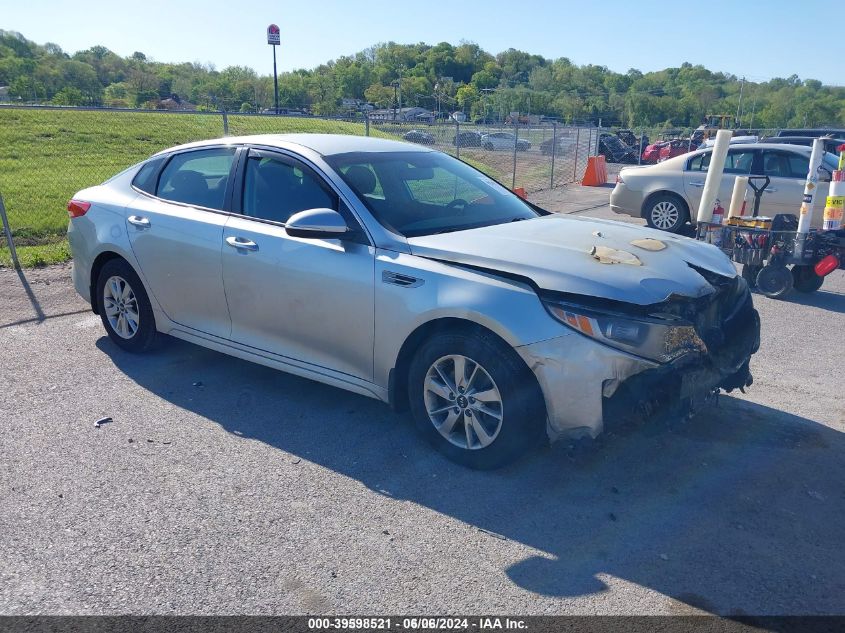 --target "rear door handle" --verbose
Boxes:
[127,215,151,228]
[225,236,259,252]
[764,187,778,193]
